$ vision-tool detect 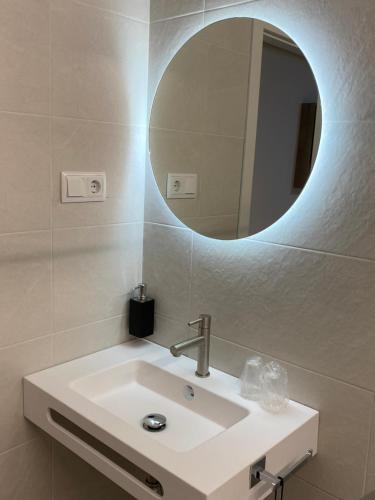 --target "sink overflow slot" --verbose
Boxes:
[184,385,194,401]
